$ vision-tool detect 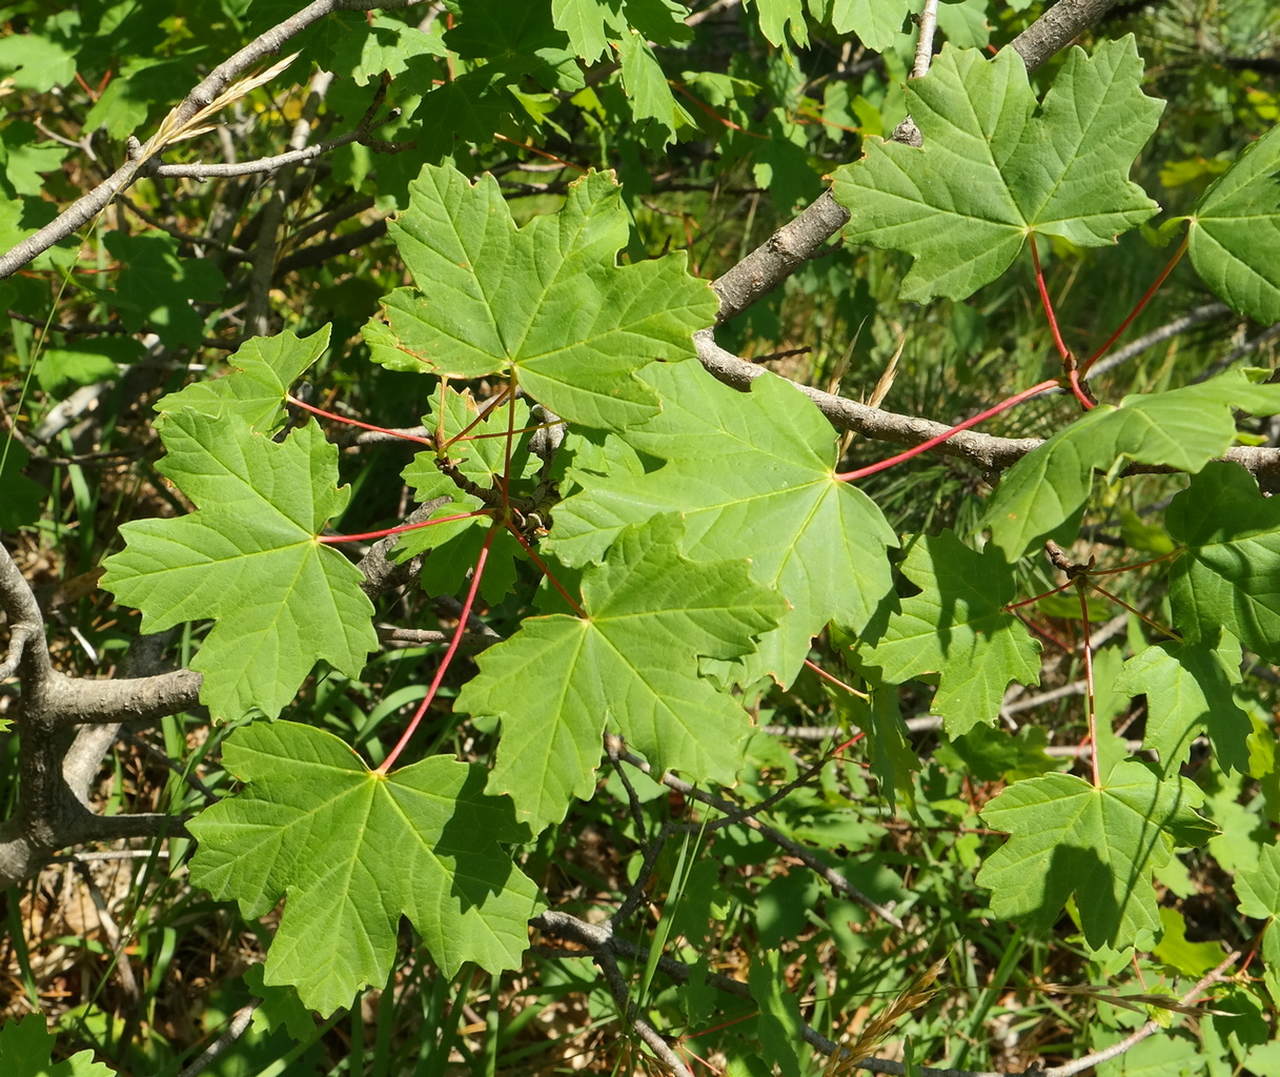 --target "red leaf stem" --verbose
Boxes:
[1086,580,1182,641]
[1004,578,1076,612]
[377,523,499,774]
[836,378,1059,482]
[286,394,434,446]
[440,384,512,448]
[1010,610,1073,654]
[802,657,869,700]
[831,730,867,755]
[1081,233,1189,376]
[1086,550,1179,578]
[504,524,587,618]
[492,132,587,173]
[1076,582,1101,787]
[500,376,517,505]
[456,420,563,442]
[1029,236,1072,363]
[317,511,487,545]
